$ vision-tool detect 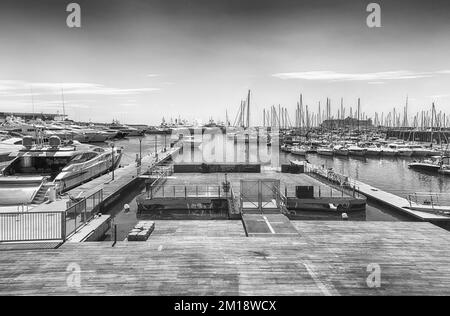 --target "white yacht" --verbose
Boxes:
[333,145,349,156]
[109,121,144,137]
[290,145,307,156]
[0,137,23,171]
[0,136,122,205]
[316,147,334,156]
[365,146,382,156]
[348,145,367,157]
[388,143,413,157]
